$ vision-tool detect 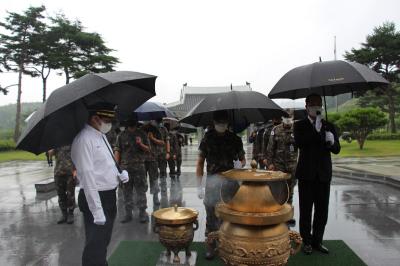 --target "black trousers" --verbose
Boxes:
[78,189,117,266]
[298,179,330,246]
